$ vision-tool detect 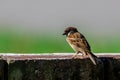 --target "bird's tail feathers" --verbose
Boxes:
[87,52,97,65]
